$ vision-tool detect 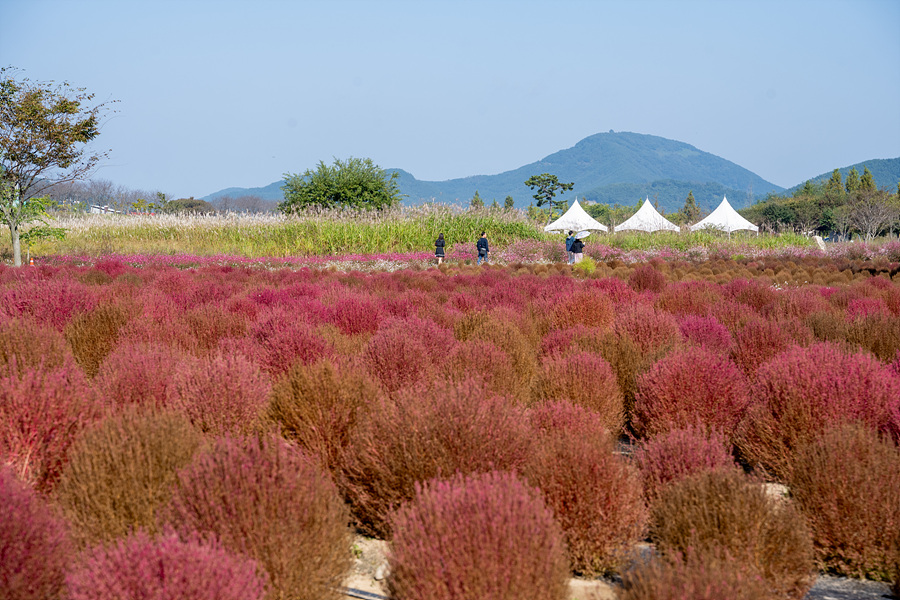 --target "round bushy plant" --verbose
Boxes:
[737,342,900,480]
[0,365,103,493]
[620,550,772,600]
[634,426,738,504]
[613,303,681,359]
[161,435,350,600]
[341,379,534,538]
[531,350,624,434]
[628,263,667,293]
[634,347,751,440]
[440,338,523,400]
[0,465,72,600]
[522,405,647,576]
[67,531,268,600]
[93,341,187,409]
[386,471,569,600]
[55,409,202,546]
[651,469,815,600]
[168,351,271,436]
[268,358,381,472]
[677,315,732,355]
[789,425,900,580]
